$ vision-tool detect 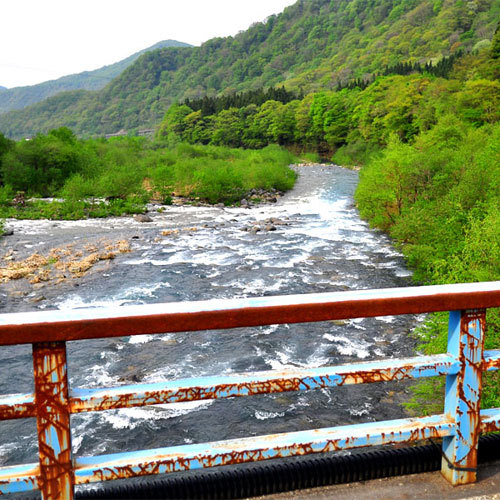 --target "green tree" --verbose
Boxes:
[1,129,85,195]
[0,132,14,159]
[157,104,193,140]
[323,90,356,148]
[0,132,15,186]
[456,79,500,125]
[210,108,244,147]
[269,100,299,145]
